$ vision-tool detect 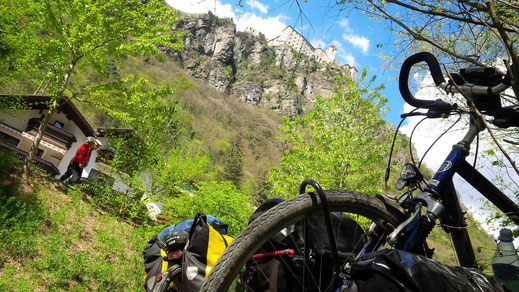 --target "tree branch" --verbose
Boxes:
[443,65,519,177]
[383,0,517,31]
[495,0,519,11]
[504,139,519,146]
[486,1,519,102]
[367,0,488,68]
